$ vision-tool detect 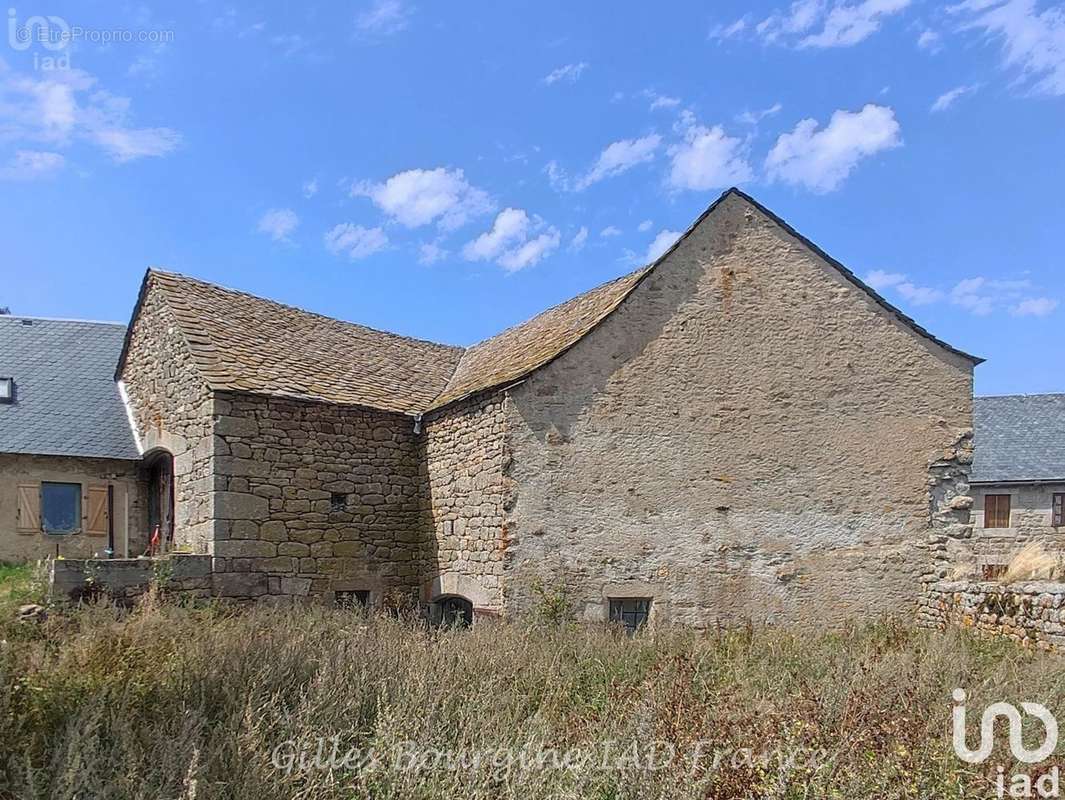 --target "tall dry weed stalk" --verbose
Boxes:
[0,600,1062,799]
